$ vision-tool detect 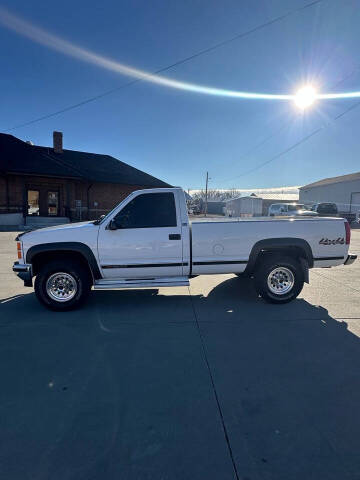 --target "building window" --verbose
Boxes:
[27,190,39,216]
[48,191,59,216]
